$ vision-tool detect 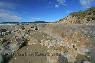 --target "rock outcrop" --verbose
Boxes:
[57,7,95,24]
